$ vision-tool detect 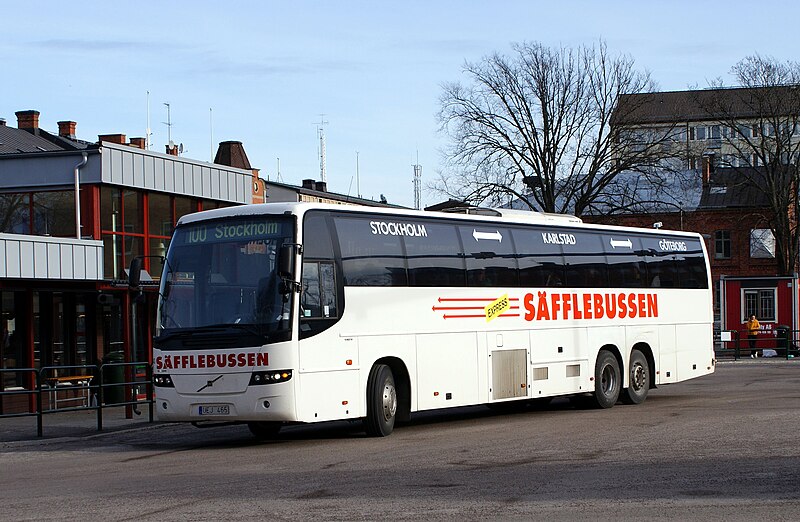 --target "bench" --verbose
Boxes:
[46,375,93,409]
